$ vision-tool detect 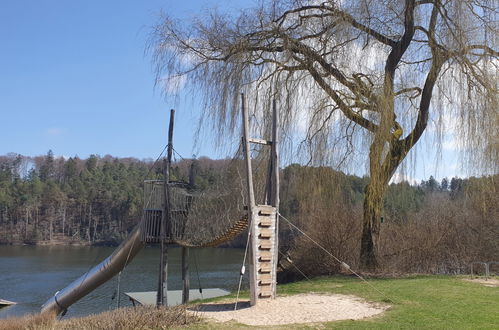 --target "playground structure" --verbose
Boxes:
[41,94,280,315]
